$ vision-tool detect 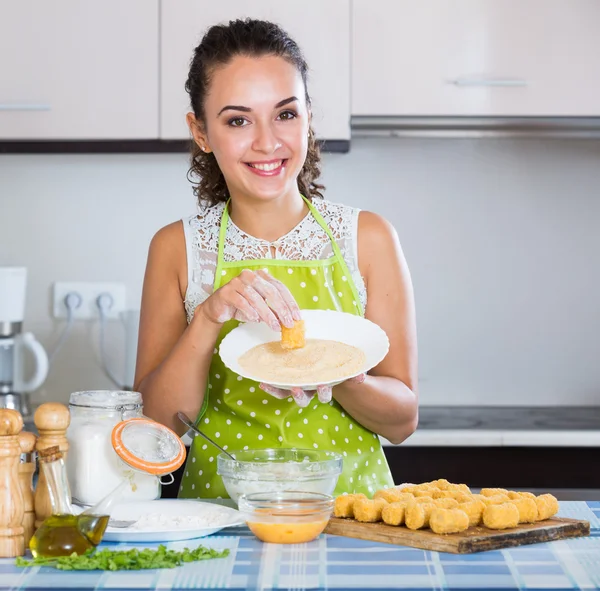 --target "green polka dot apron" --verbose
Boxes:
[179,196,394,499]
